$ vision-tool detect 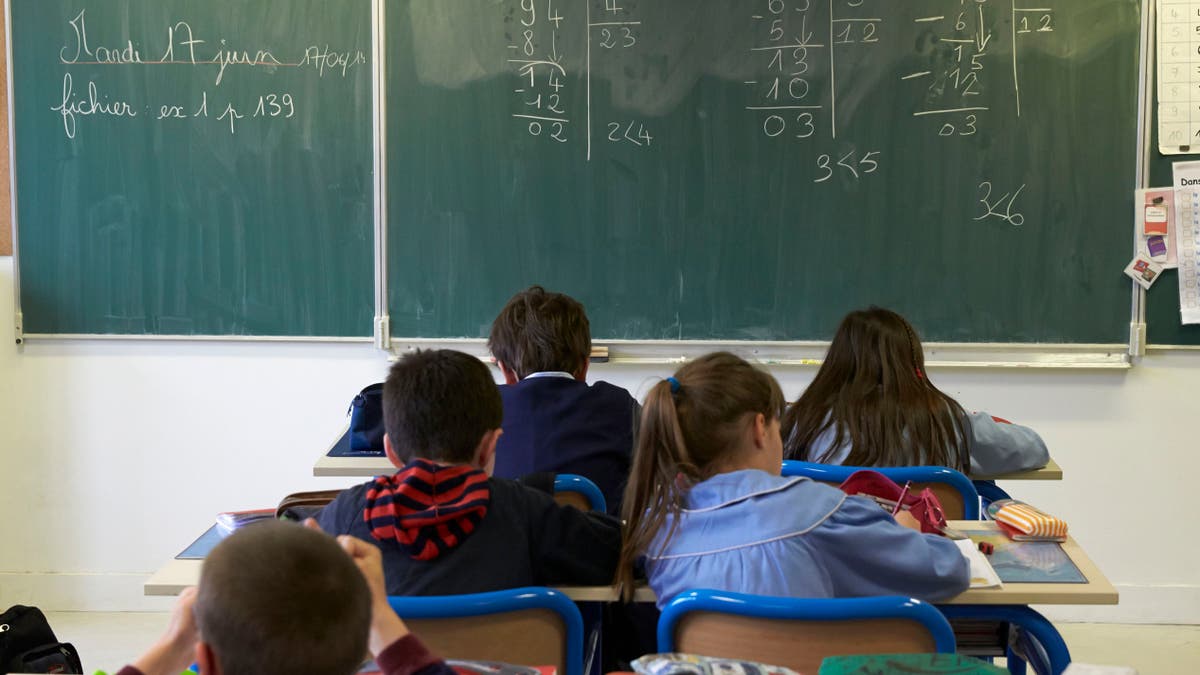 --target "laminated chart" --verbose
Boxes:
[1159,0,1200,154]
[1172,161,1200,323]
